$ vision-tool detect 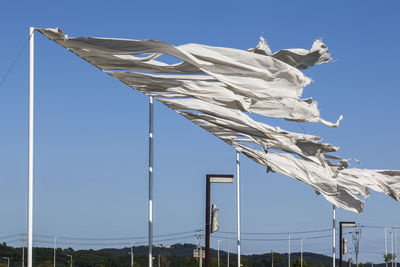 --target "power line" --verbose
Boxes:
[212,231,353,242]
[34,230,197,241]
[361,225,400,230]
[0,238,25,244]
[33,234,196,247]
[219,228,332,235]
[0,233,25,240]
[358,250,386,255]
